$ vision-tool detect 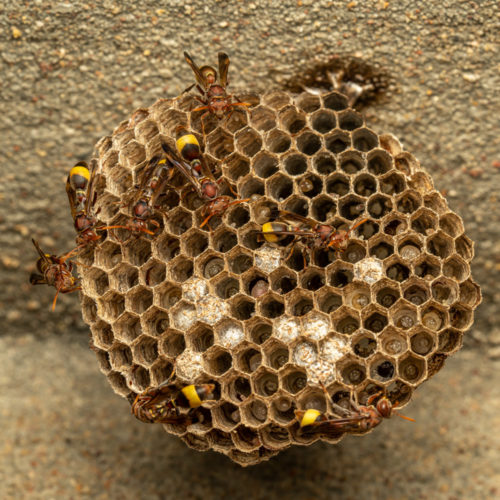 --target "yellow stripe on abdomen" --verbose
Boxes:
[181,385,202,408]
